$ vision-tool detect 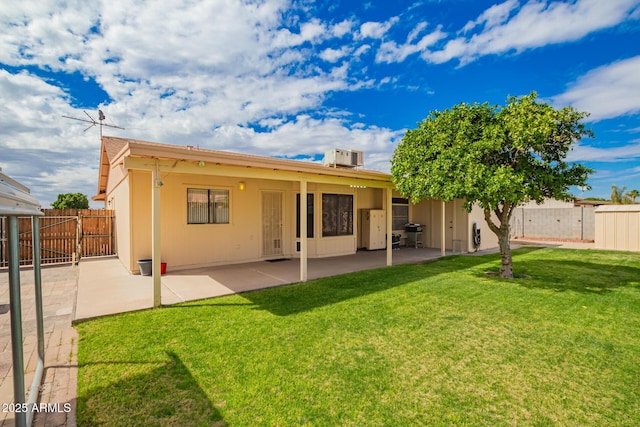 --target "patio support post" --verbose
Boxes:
[441,201,446,256]
[300,179,308,282]
[27,215,45,427]
[152,160,162,307]
[7,216,27,427]
[386,188,392,266]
